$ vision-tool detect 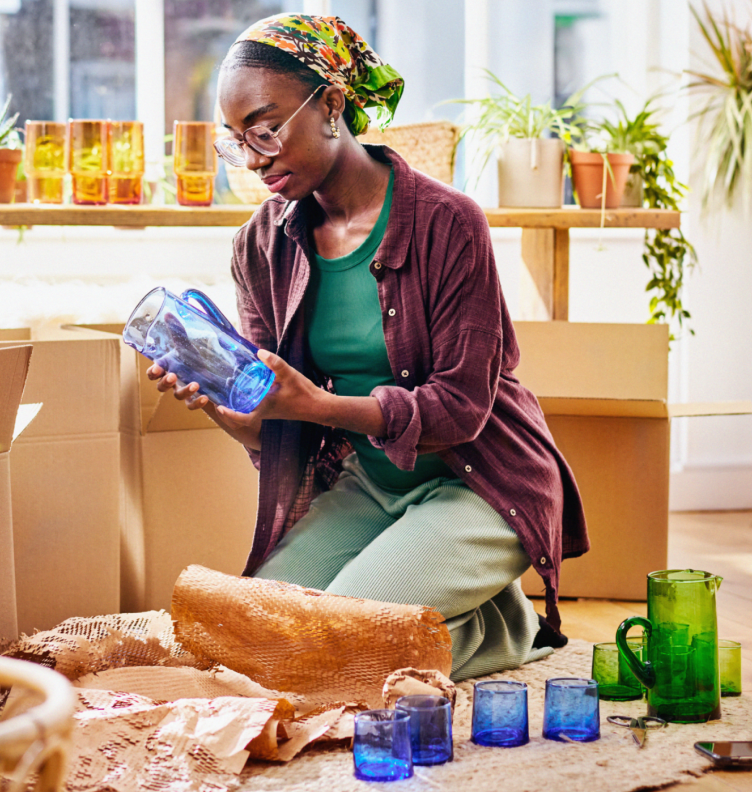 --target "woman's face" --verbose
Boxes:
[217,66,341,201]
